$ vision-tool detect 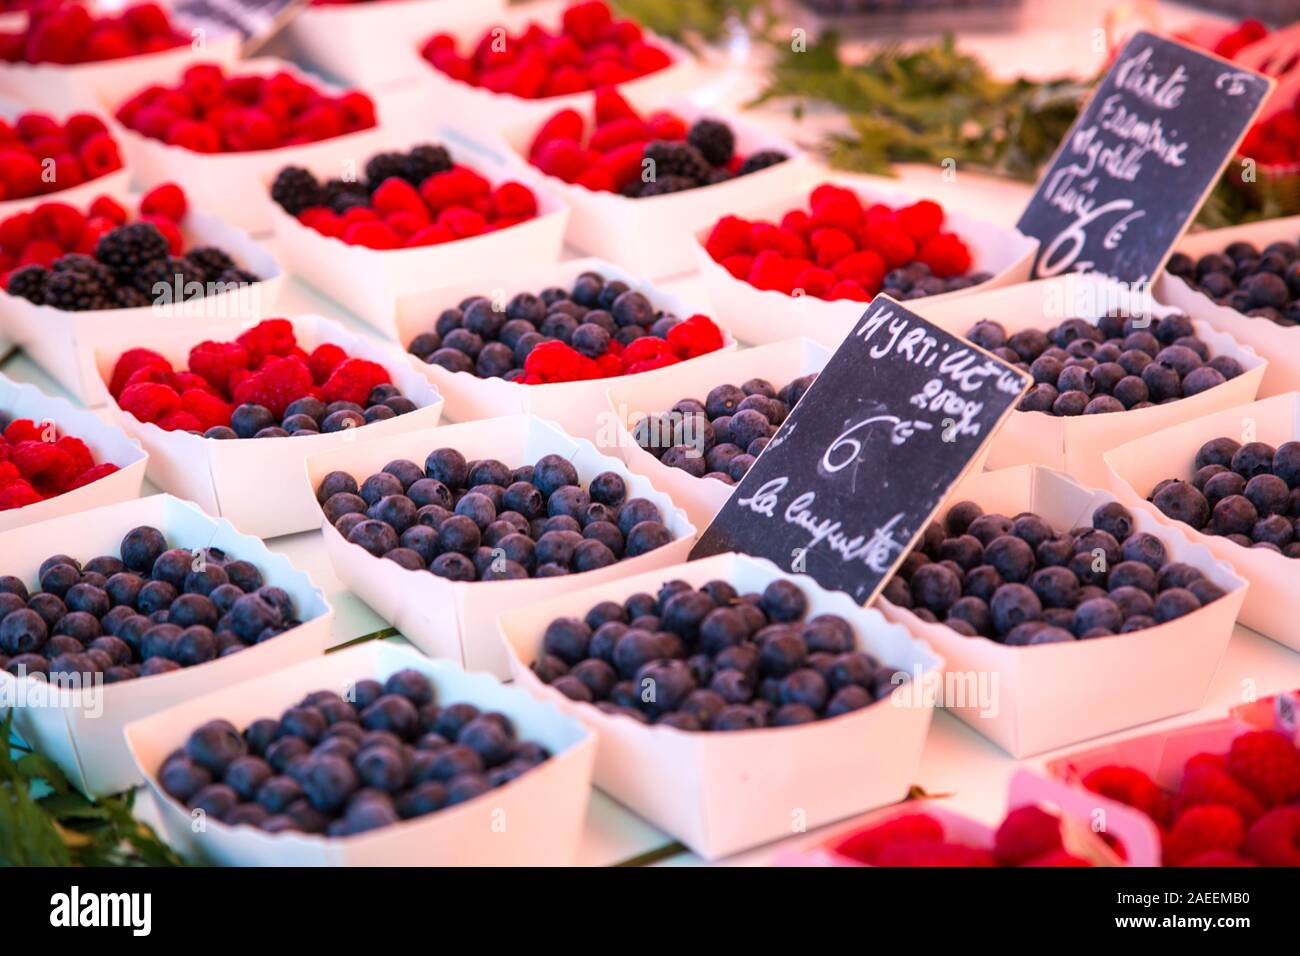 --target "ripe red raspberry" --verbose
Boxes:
[180,389,232,430]
[88,195,128,225]
[371,178,426,218]
[562,0,612,46]
[0,480,42,510]
[1082,765,1168,822]
[525,340,589,384]
[895,200,944,242]
[993,806,1063,866]
[832,250,886,291]
[0,210,32,256]
[419,166,490,211]
[109,348,170,398]
[120,382,181,424]
[308,343,347,384]
[157,411,203,432]
[1163,804,1244,866]
[809,187,864,233]
[55,436,93,476]
[77,133,122,179]
[809,227,856,269]
[0,461,18,485]
[832,813,943,864]
[528,109,585,161]
[69,462,119,490]
[644,109,685,140]
[794,266,837,299]
[619,335,675,369]
[874,840,996,867]
[720,254,753,280]
[532,140,590,183]
[749,222,807,259]
[321,358,391,406]
[232,356,314,418]
[1242,806,1300,865]
[140,182,187,222]
[343,220,401,249]
[594,86,639,125]
[1182,850,1255,866]
[666,314,724,360]
[1175,762,1264,823]
[436,206,486,238]
[747,250,798,294]
[492,182,538,220]
[237,319,297,365]
[780,209,812,237]
[188,340,250,392]
[31,202,85,247]
[918,232,973,278]
[3,419,45,444]
[12,440,77,492]
[1227,730,1300,806]
[863,223,917,269]
[829,279,869,301]
[705,215,752,261]
[405,224,454,247]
